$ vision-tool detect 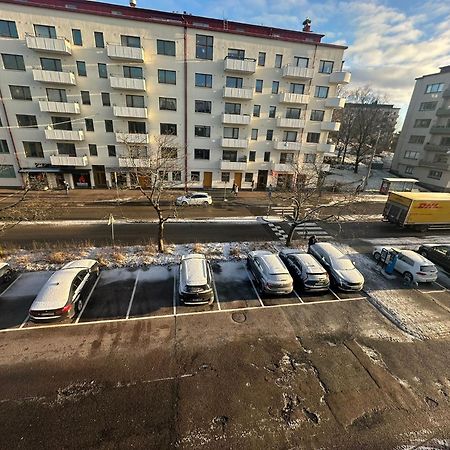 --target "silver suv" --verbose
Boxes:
[179,254,214,305]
